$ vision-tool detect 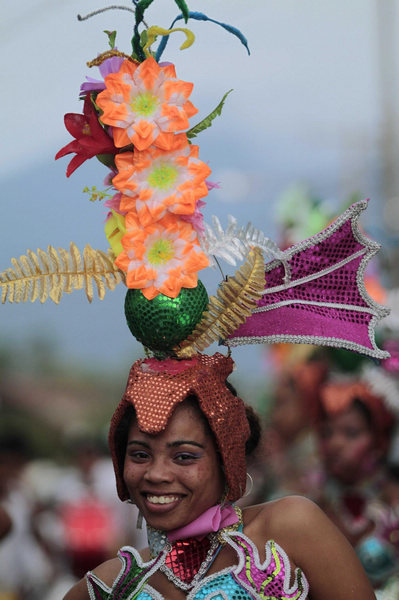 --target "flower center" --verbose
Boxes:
[147,163,178,191]
[82,123,91,136]
[130,91,160,117]
[147,239,174,265]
